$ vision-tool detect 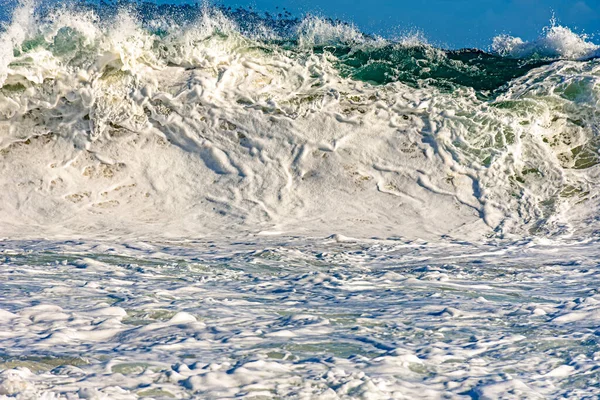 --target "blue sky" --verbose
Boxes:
[211,0,600,49]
